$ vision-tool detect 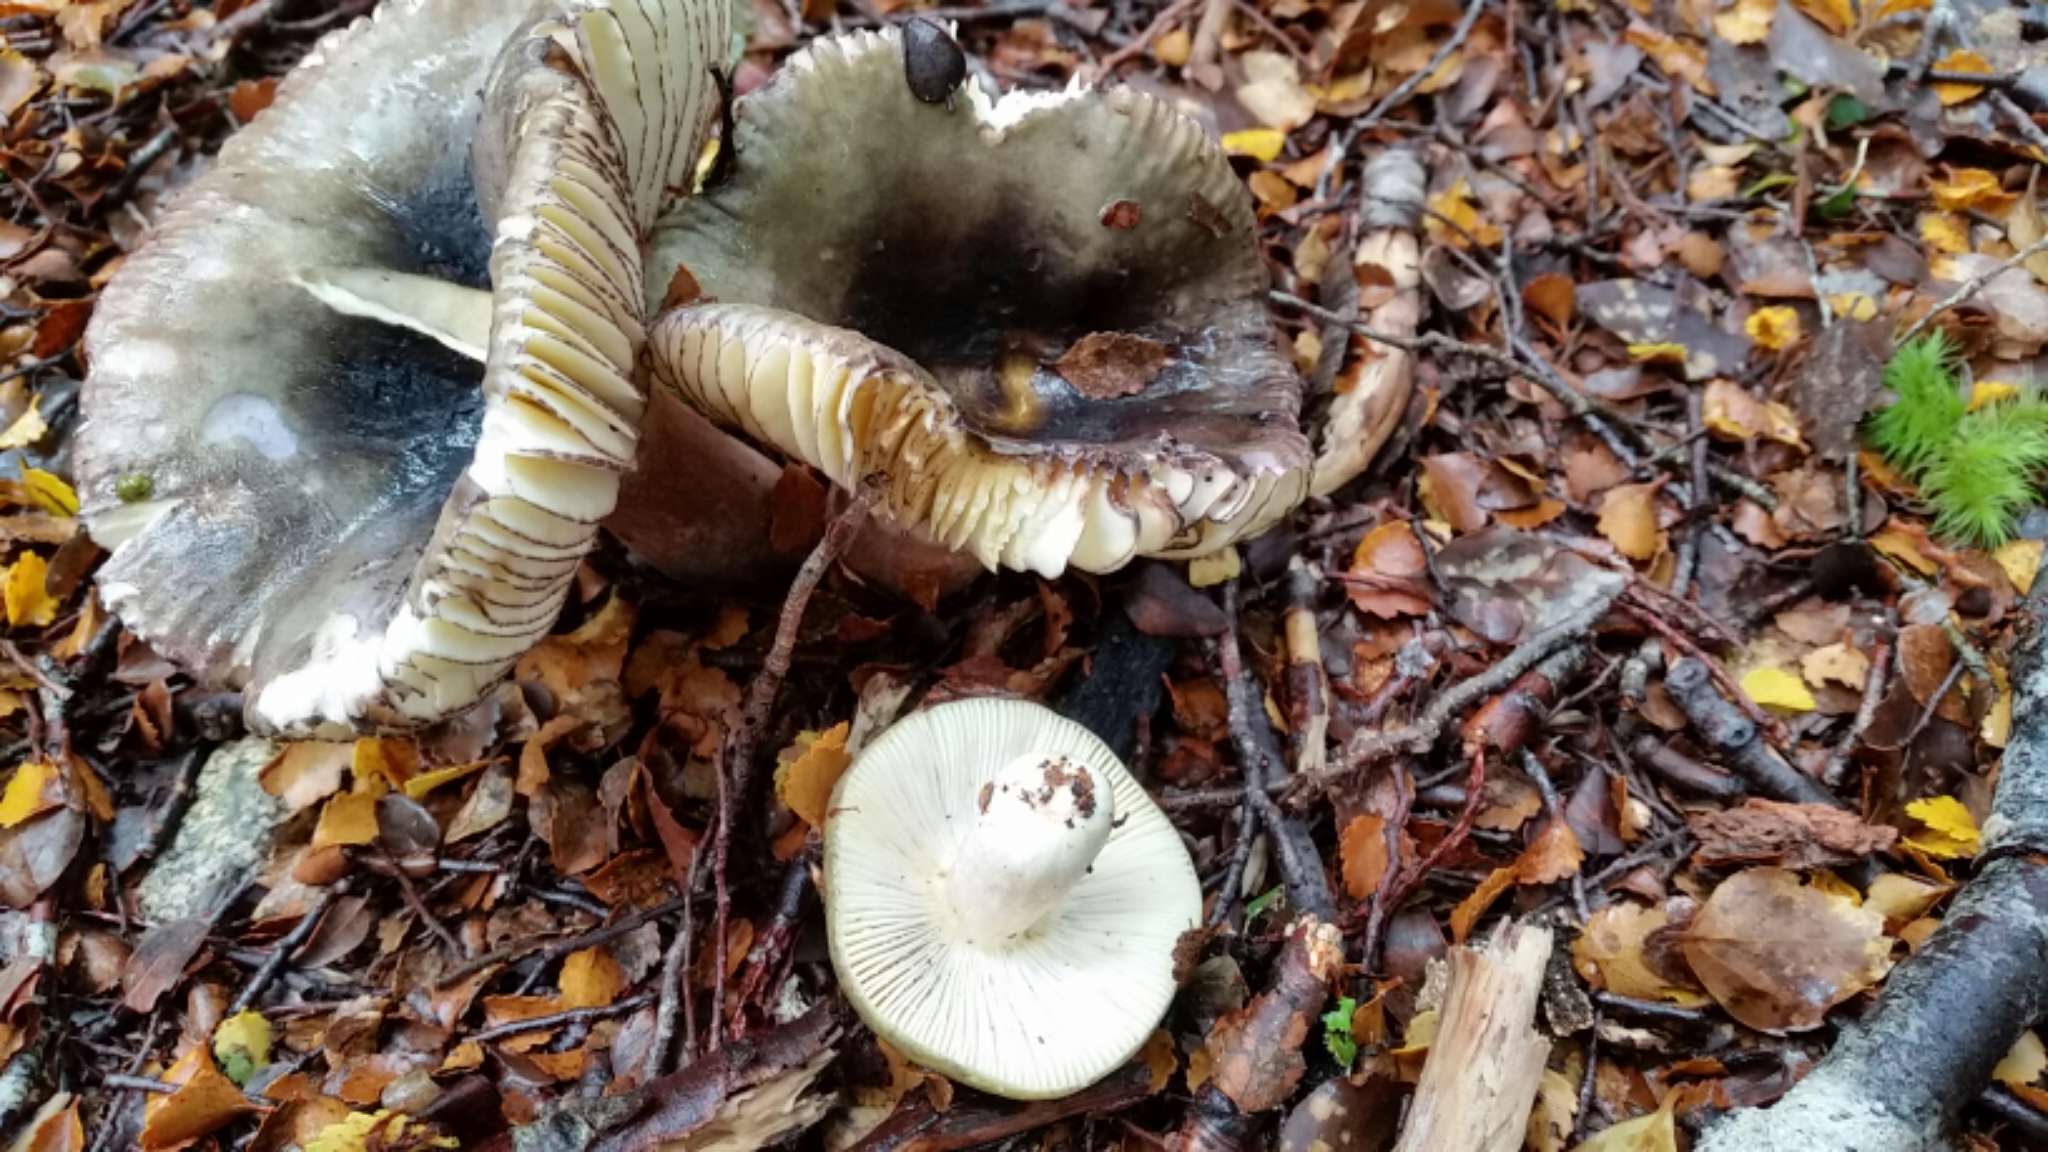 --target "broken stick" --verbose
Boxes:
[1390,918,1555,1152]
